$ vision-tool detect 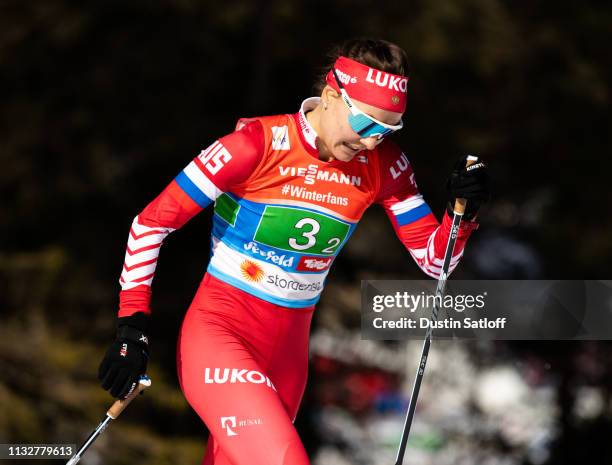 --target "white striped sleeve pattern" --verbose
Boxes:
[406,228,464,279]
[119,217,176,290]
